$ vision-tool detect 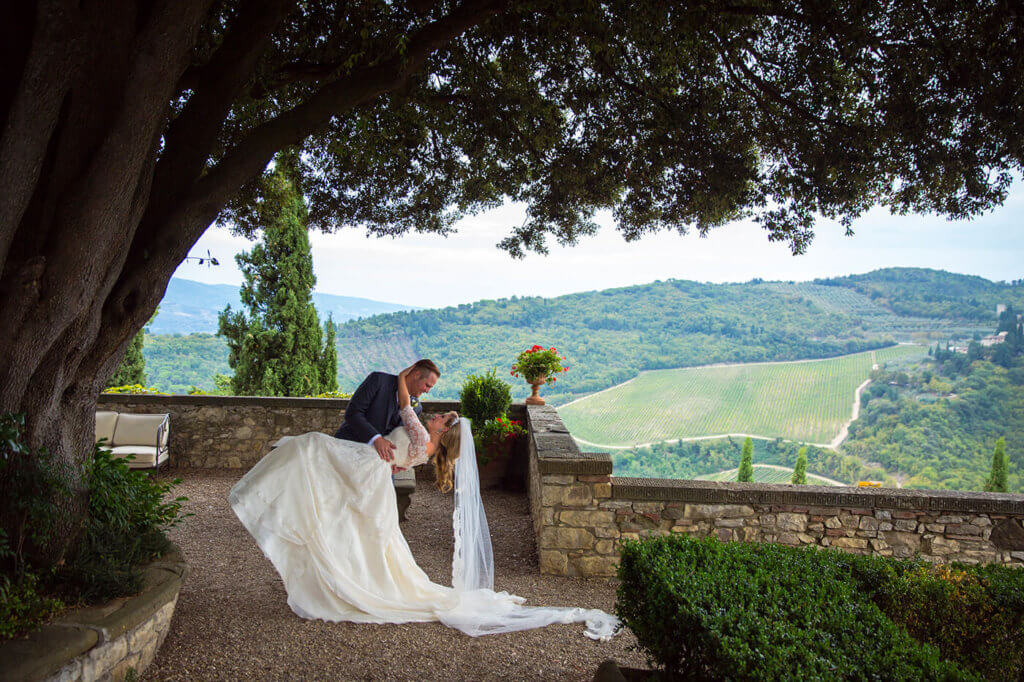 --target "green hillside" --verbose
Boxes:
[335,279,899,402]
[560,345,926,447]
[143,268,1013,405]
[815,268,1024,322]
